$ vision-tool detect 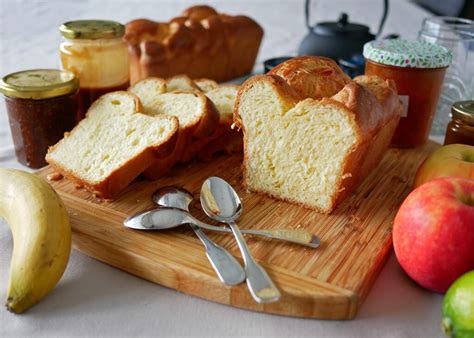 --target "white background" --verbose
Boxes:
[0,0,445,337]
